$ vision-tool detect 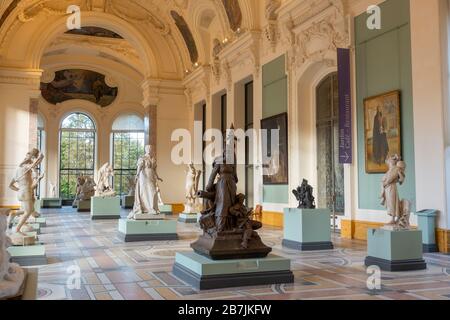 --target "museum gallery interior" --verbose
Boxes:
[1,0,450,302]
